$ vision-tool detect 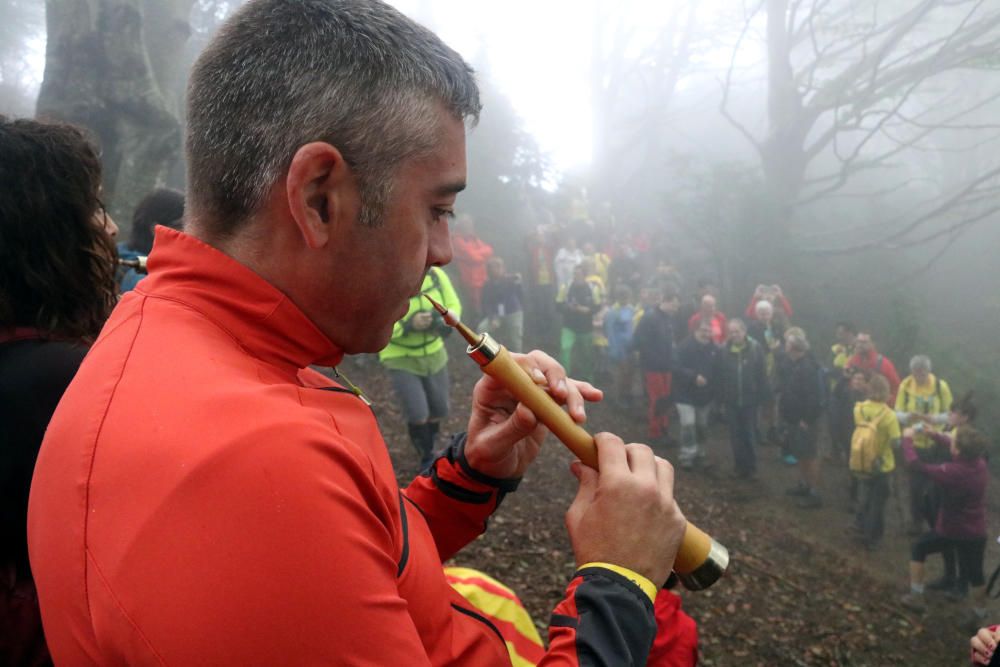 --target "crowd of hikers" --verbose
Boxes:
[436,217,996,643]
[0,2,996,662]
[2,109,996,666]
